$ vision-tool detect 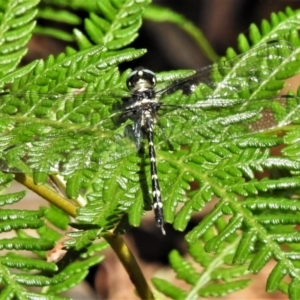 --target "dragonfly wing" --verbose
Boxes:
[153,40,298,146]
[0,121,136,174]
[161,96,299,146]
[158,40,295,100]
[0,94,137,175]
